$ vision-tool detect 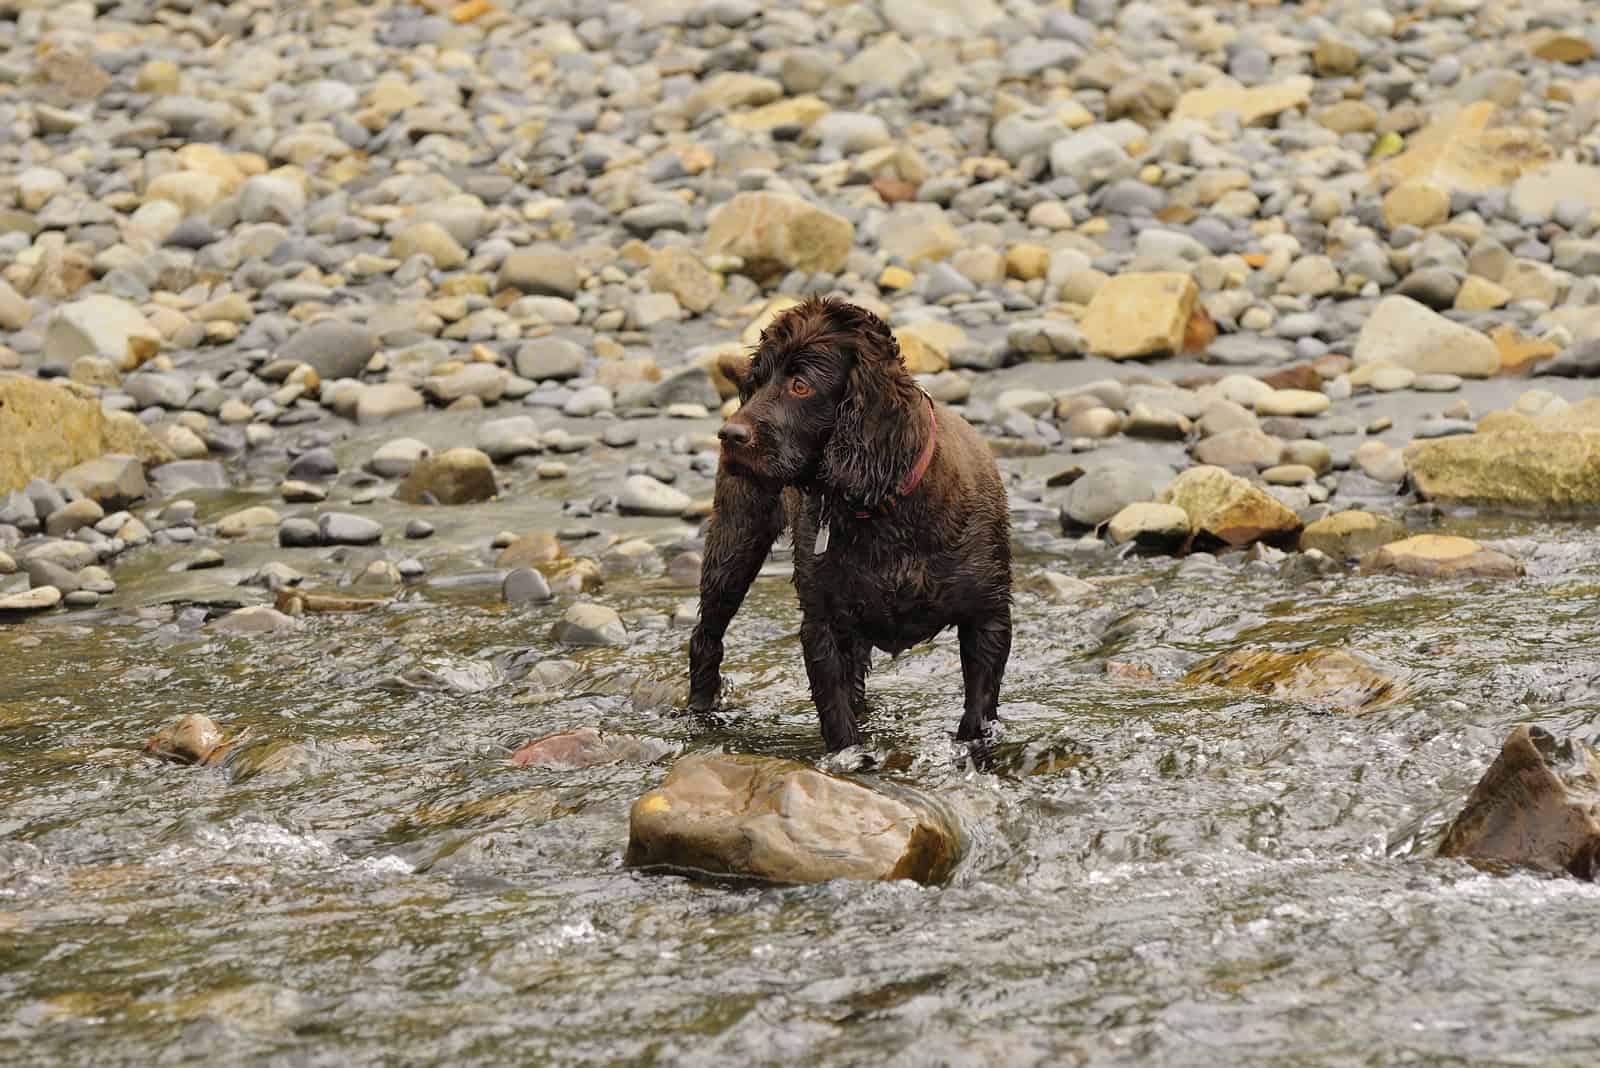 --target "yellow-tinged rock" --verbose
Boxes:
[1491,326,1559,373]
[1454,275,1510,311]
[1477,410,1534,434]
[1529,30,1595,65]
[740,296,803,346]
[894,330,948,375]
[1172,76,1312,126]
[878,265,914,290]
[1359,534,1523,579]
[450,0,495,22]
[1078,272,1199,360]
[1299,510,1406,560]
[0,376,172,494]
[1005,243,1051,281]
[1371,102,1554,193]
[692,343,750,399]
[1159,464,1302,548]
[1382,179,1450,229]
[1406,430,1600,514]
[727,95,829,132]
